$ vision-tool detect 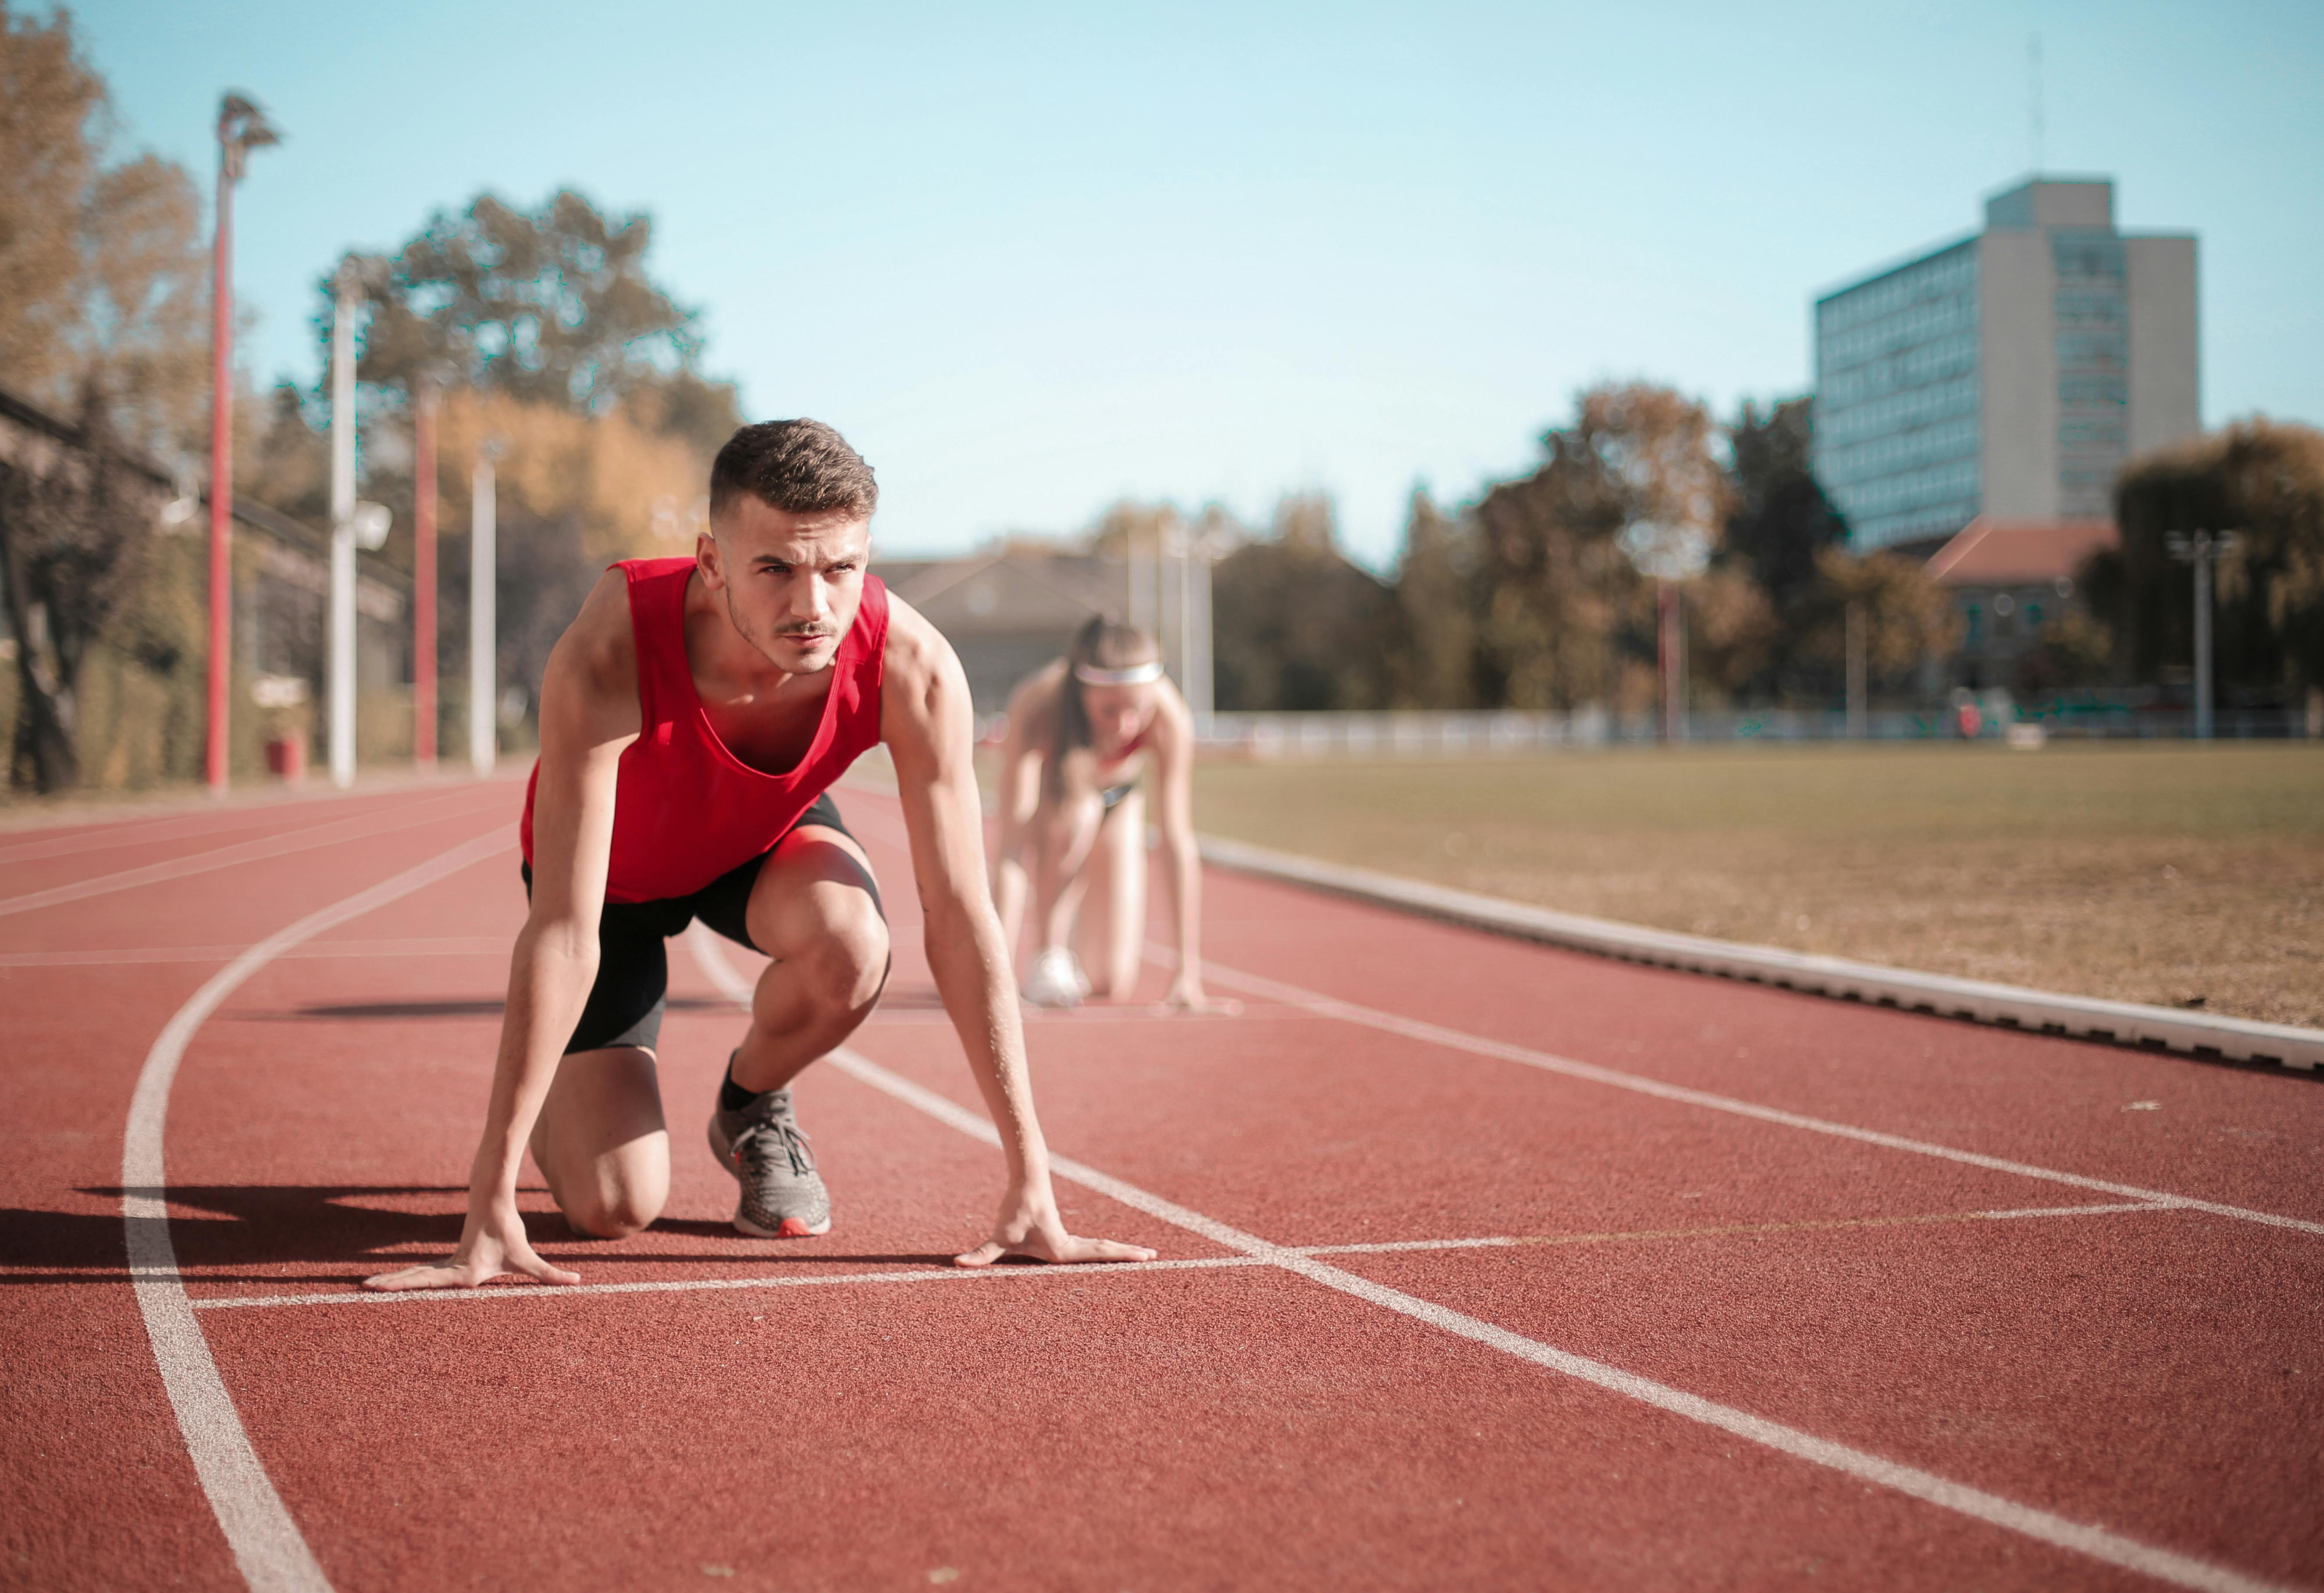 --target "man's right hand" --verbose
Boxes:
[363,1195,582,1291]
